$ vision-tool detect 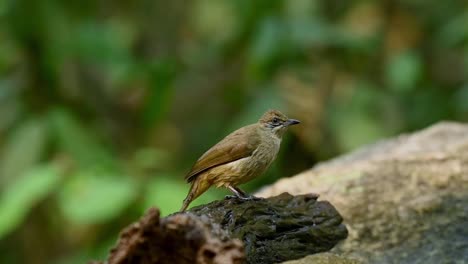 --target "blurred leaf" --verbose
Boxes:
[247,17,287,77]
[49,108,117,170]
[454,84,468,115]
[55,237,116,264]
[0,164,61,238]
[289,18,332,47]
[0,118,48,185]
[437,11,468,47]
[0,87,23,134]
[131,147,170,171]
[70,21,136,87]
[330,83,390,151]
[58,170,137,224]
[0,0,11,17]
[285,0,319,19]
[193,0,238,45]
[334,113,387,151]
[143,177,188,215]
[142,60,176,127]
[72,21,132,65]
[289,17,366,51]
[0,36,21,73]
[386,51,422,92]
[405,88,453,129]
